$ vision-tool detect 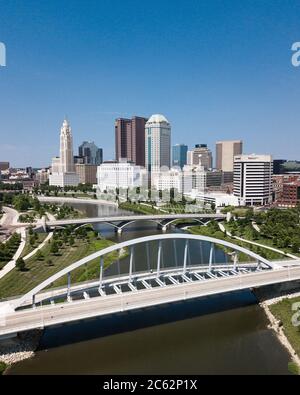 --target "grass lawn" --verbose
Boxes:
[269,297,300,359]
[0,232,119,299]
[52,239,124,288]
[225,222,299,258]
[119,202,161,215]
[188,225,252,262]
[188,224,284,262]
[21,232,48,258]
[0,361,7,375]
[0,233,21,270]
